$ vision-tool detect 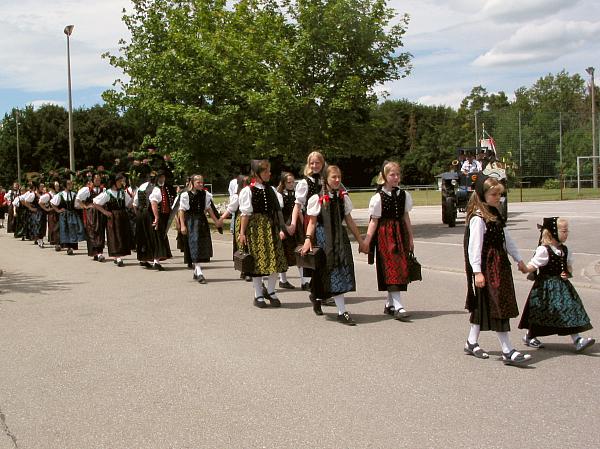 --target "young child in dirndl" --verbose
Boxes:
[238,160,288,308]
[464,175,532,365]
[519,217,595,352]
[300,165,365,325]
[361,161,415,321]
